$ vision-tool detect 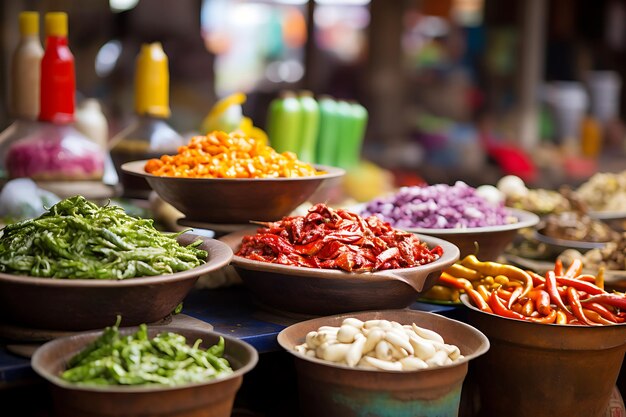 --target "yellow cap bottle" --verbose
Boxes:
[44,12,67,37]
[134,42,170,118]
[19,11,39,36]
